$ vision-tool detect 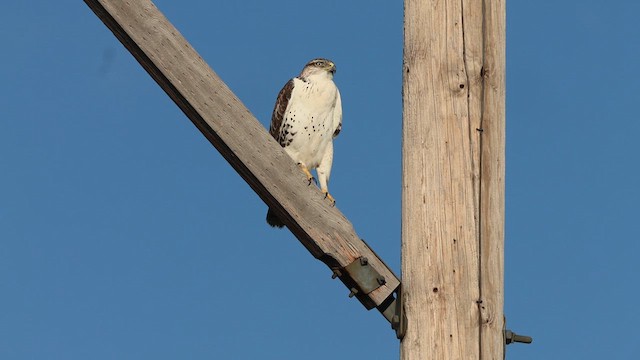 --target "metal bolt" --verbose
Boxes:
[360,257,369,266]
[505,330,533,345]
[348,288,359,298]
[377,276,386,285]
[331,269,342,279]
